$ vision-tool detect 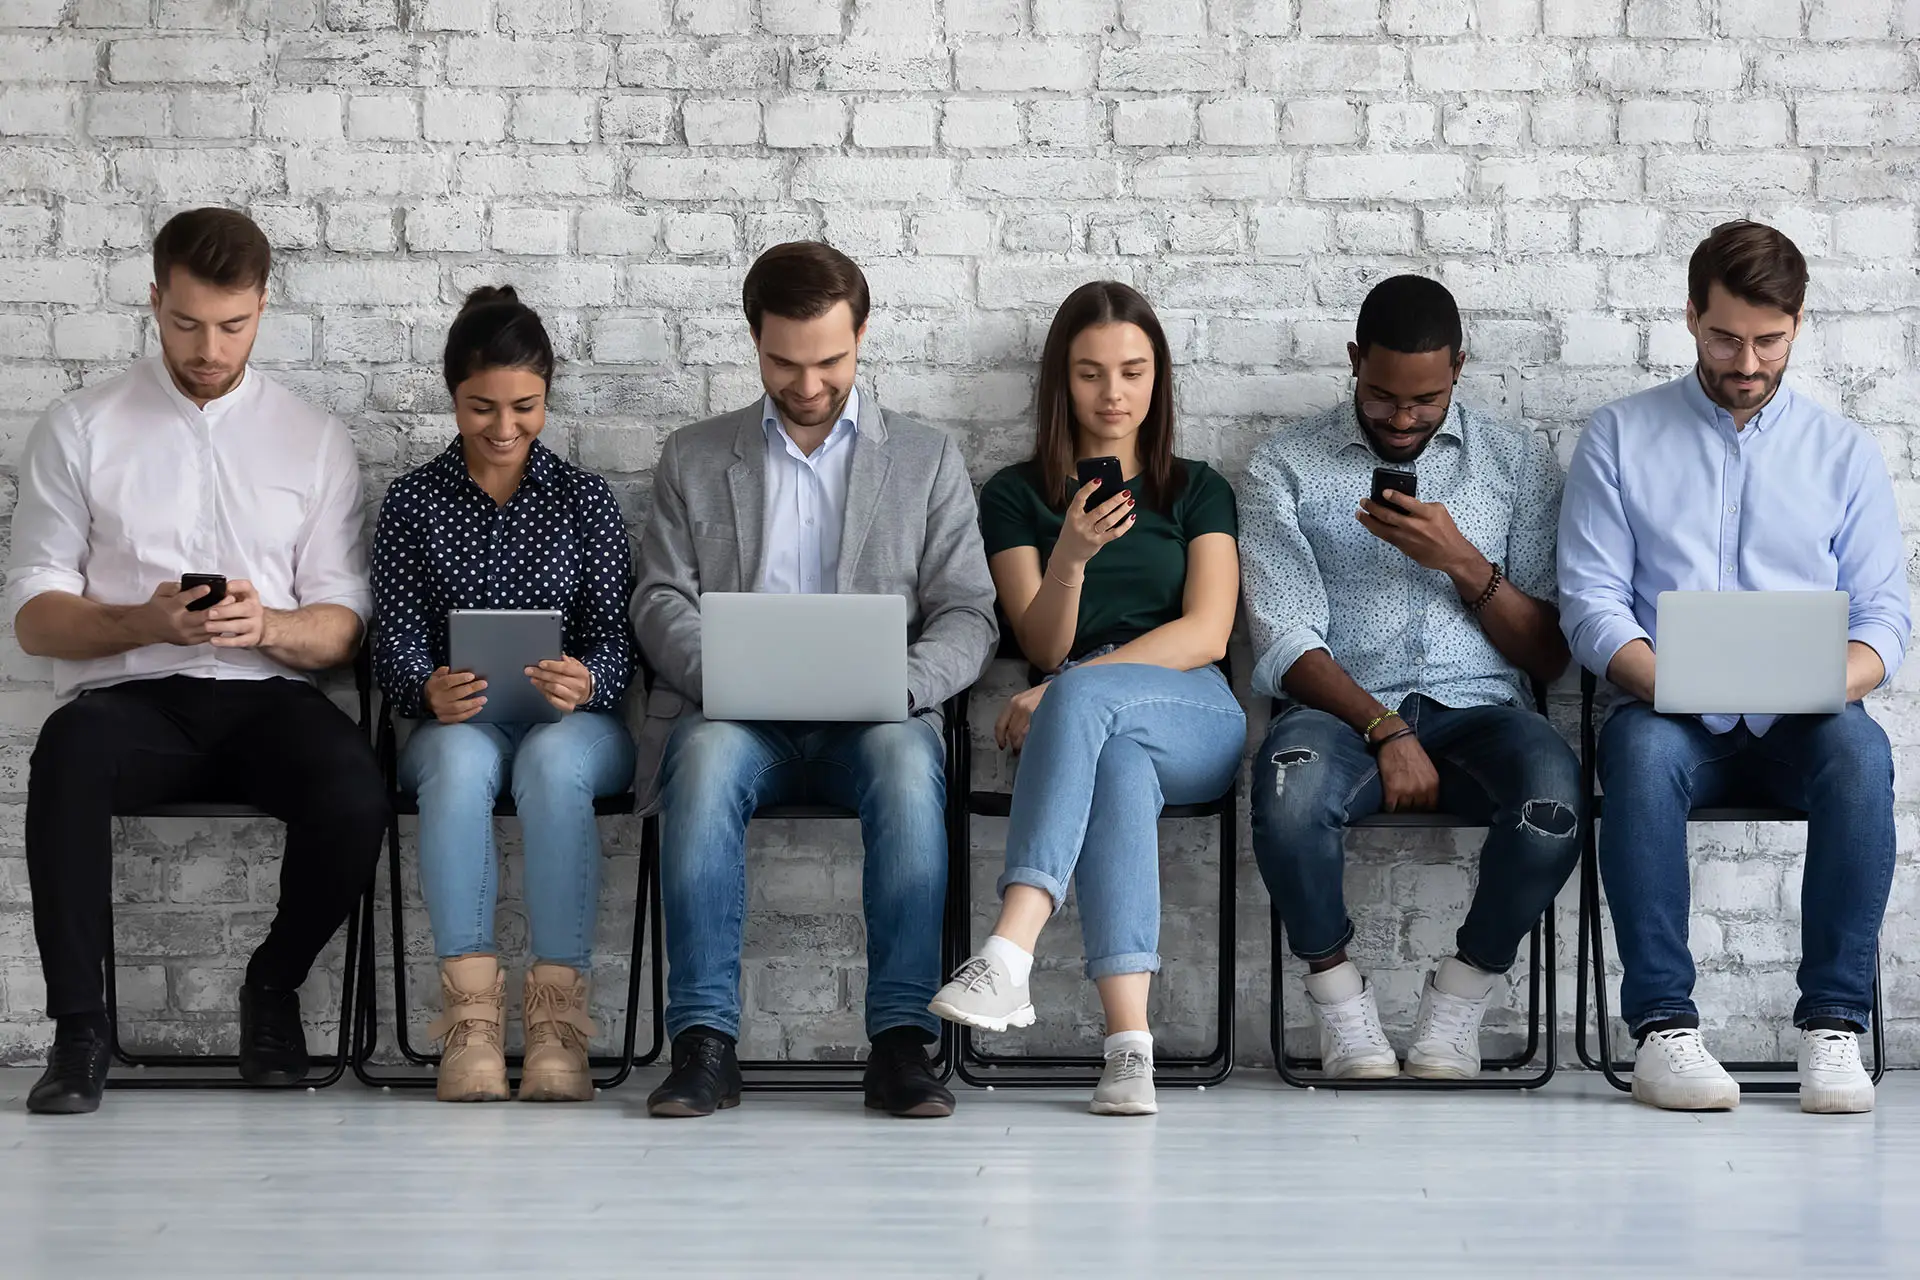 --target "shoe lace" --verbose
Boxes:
[677,1035,731,1074]
[950,956,998,995]
[47,1034,104,1076]
[1105,1050,1151,1084]
[1807,1029,1861,1074]
[1324,999,1392,1060]
[1647,1028,1712,1072]
[525,980,593,1053]
[1418,989,1487,1055]
[444,1016,502,1054]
